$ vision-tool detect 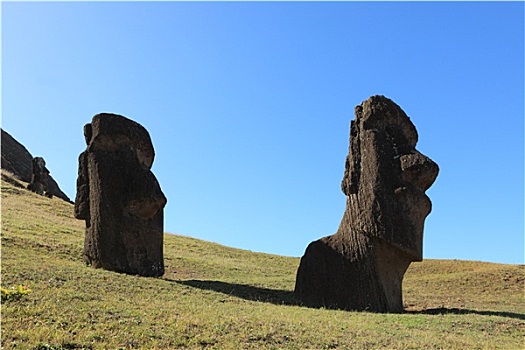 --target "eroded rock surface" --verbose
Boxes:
[74,113,167,277]
[295,95,439,312]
